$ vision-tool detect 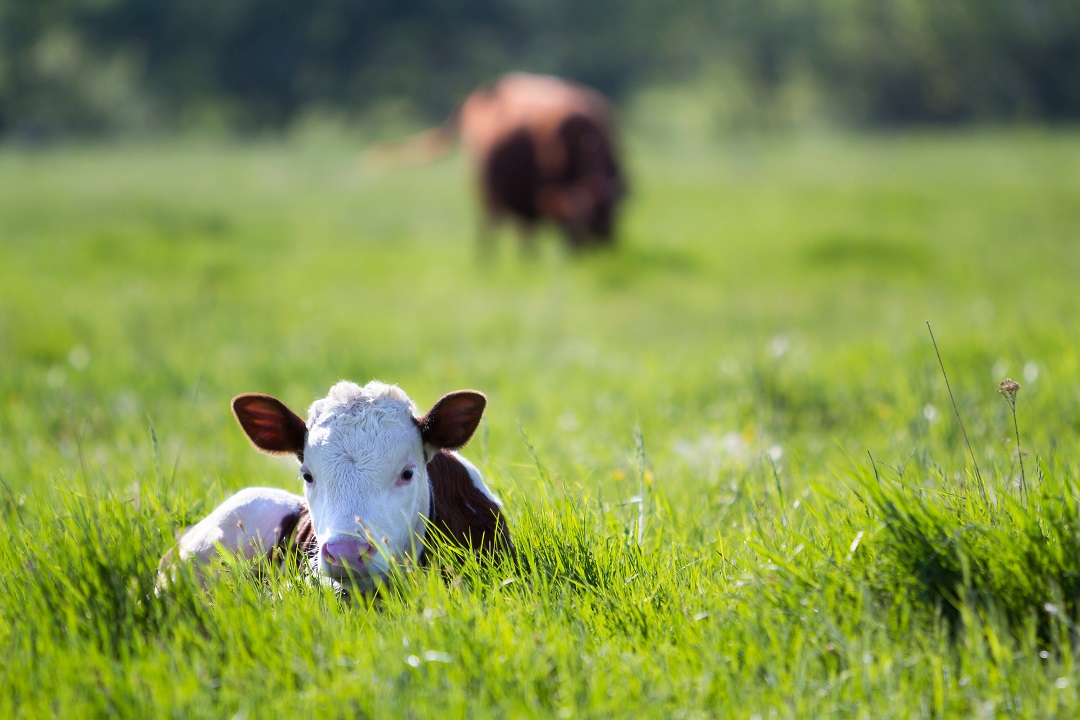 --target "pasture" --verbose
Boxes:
[2,131,1080,717]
